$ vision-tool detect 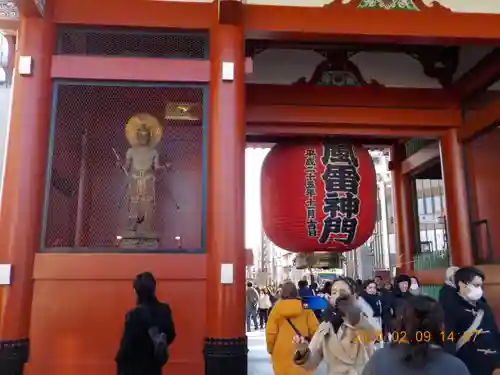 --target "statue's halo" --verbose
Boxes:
[125,113,163,147]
